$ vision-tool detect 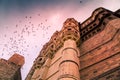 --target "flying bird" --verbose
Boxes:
[45,19,47,22]
[25,16,27,18]
[4,34,7,37]
[29,16,32,19]
[16,25,18,27]
[80,1,82,3]
[38,14,40,16]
